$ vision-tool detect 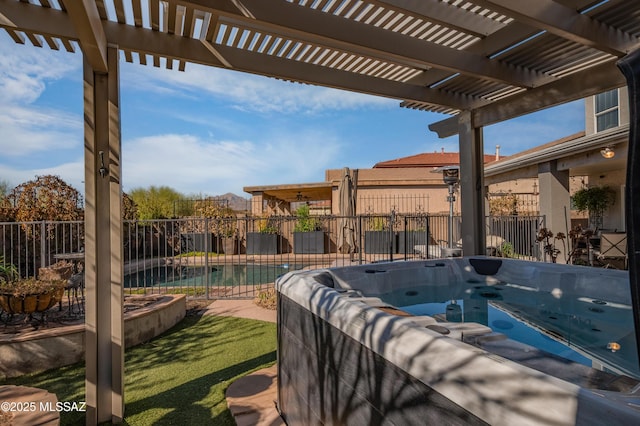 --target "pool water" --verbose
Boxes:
[377,281,640,379]
[124,263,297,288]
